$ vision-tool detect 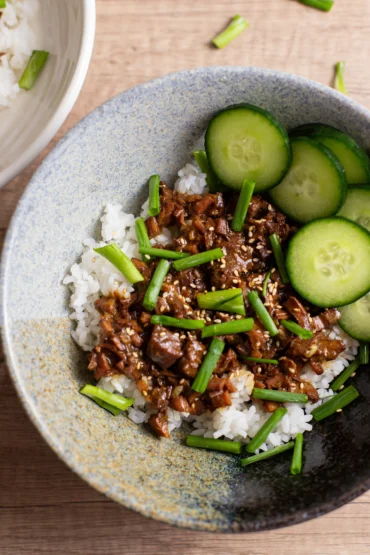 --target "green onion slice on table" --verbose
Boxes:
[212,15,249,49]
